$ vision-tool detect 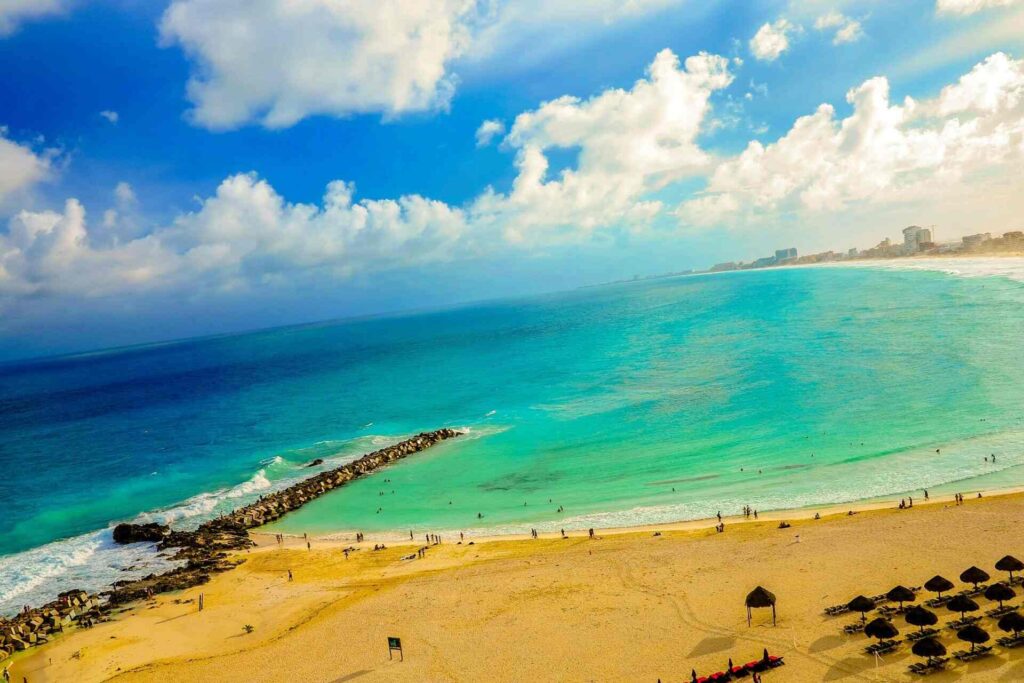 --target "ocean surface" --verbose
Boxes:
[3,260,1024,615]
